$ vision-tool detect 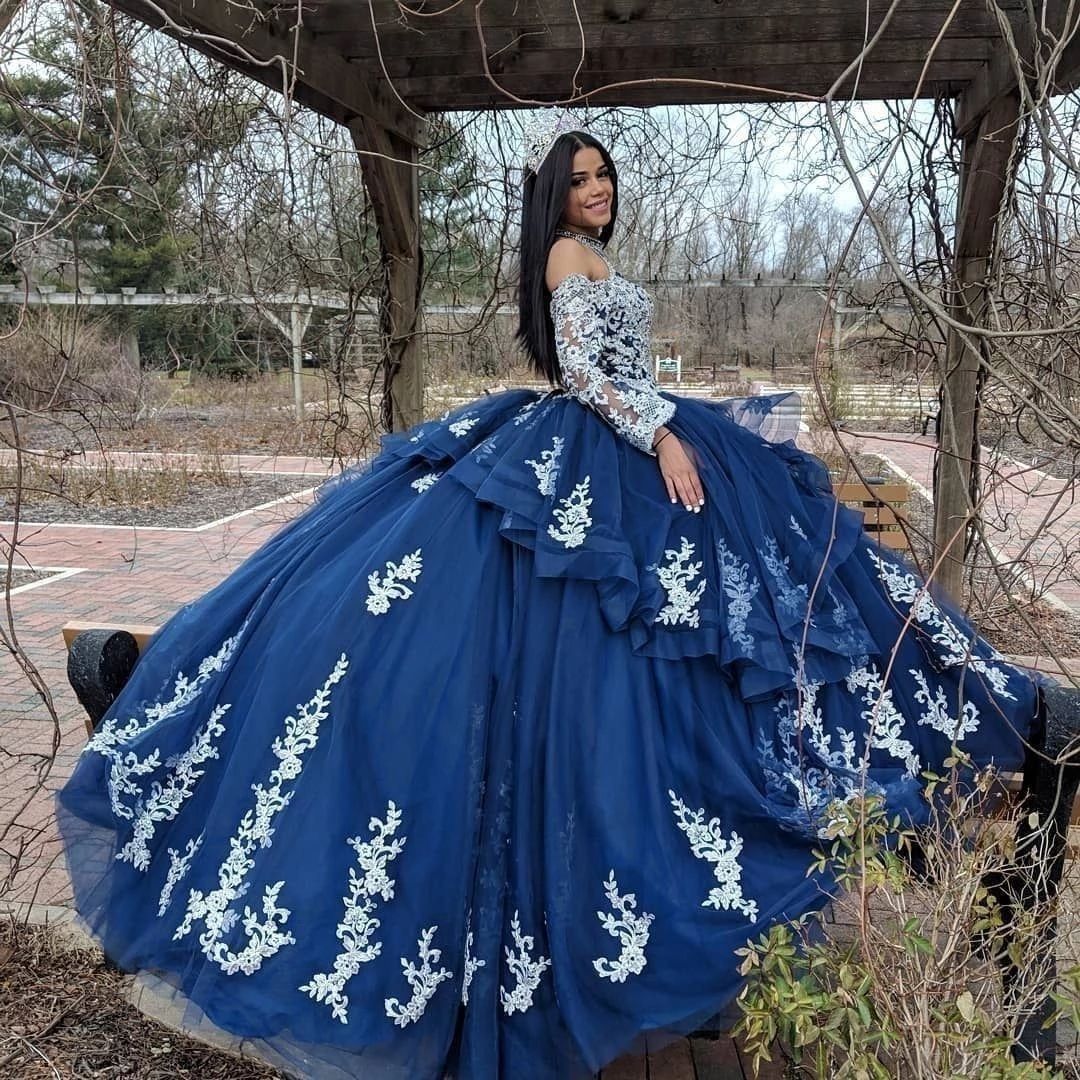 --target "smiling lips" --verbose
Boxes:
[586,198,609,214]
